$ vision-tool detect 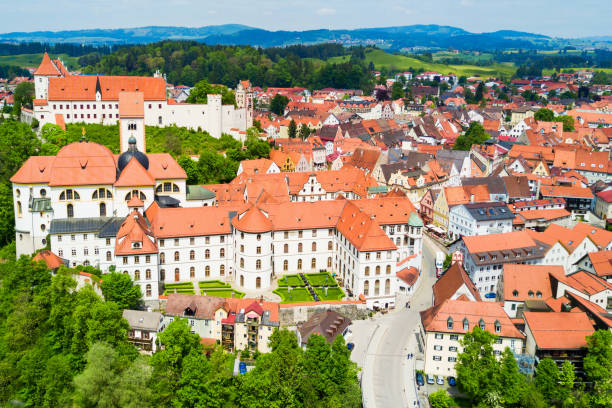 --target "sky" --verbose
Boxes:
[7,0,611,38]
